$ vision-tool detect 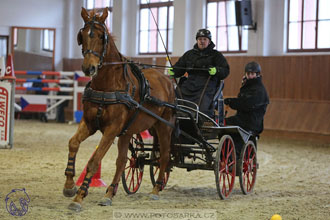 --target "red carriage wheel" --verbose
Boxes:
[149,135,170,190]
[214,135,236,199]
[238,140,257,195]
[121,134,144,194]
